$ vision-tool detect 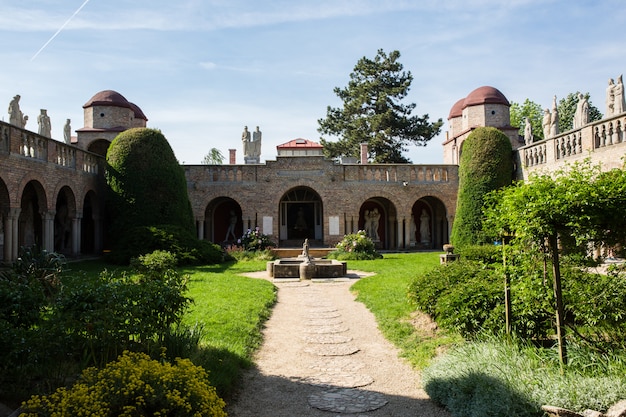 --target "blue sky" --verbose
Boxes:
[1,0,625,164]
